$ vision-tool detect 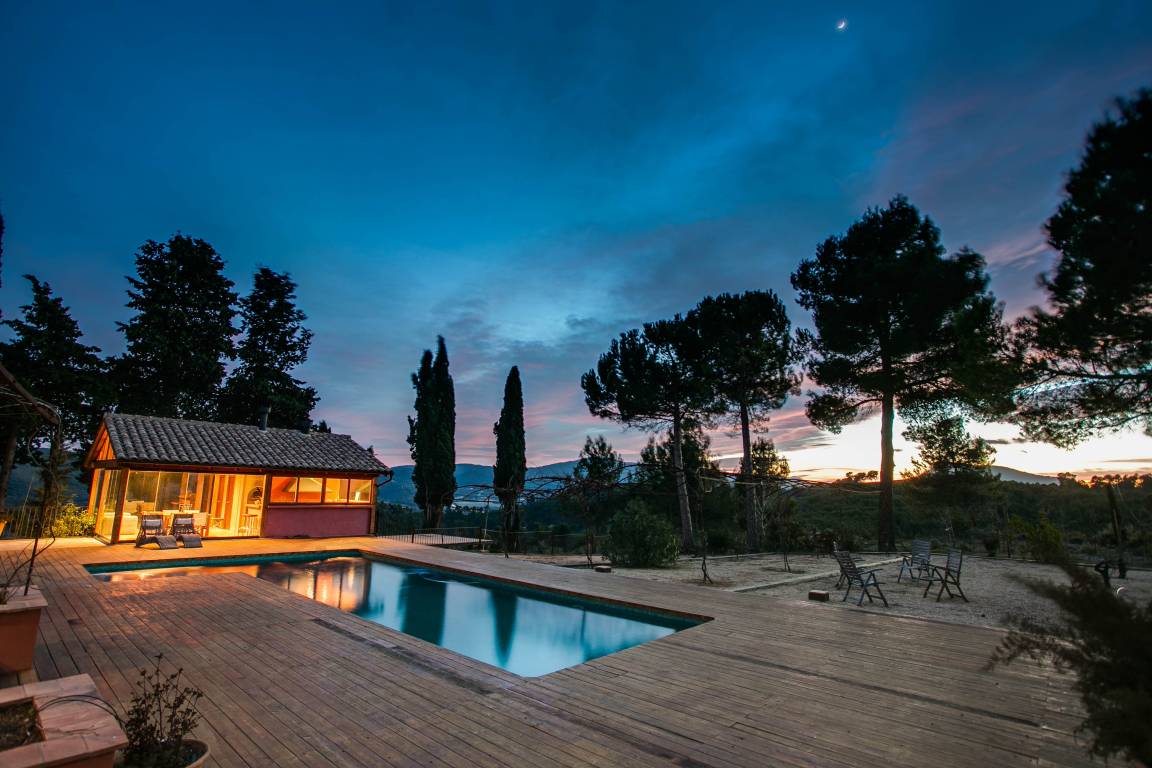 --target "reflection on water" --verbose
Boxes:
[97,555,696,676]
